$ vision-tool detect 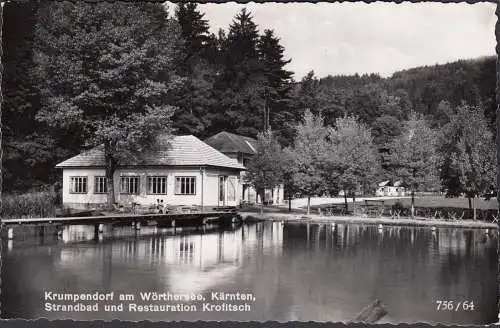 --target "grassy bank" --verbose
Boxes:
[362,196,497,210]
[241,212,498,230]
[2,192,59,219]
